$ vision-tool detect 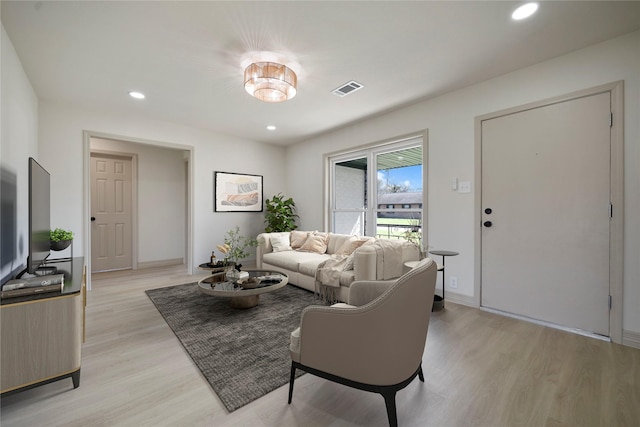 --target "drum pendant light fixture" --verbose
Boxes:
[244,62,297,103]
